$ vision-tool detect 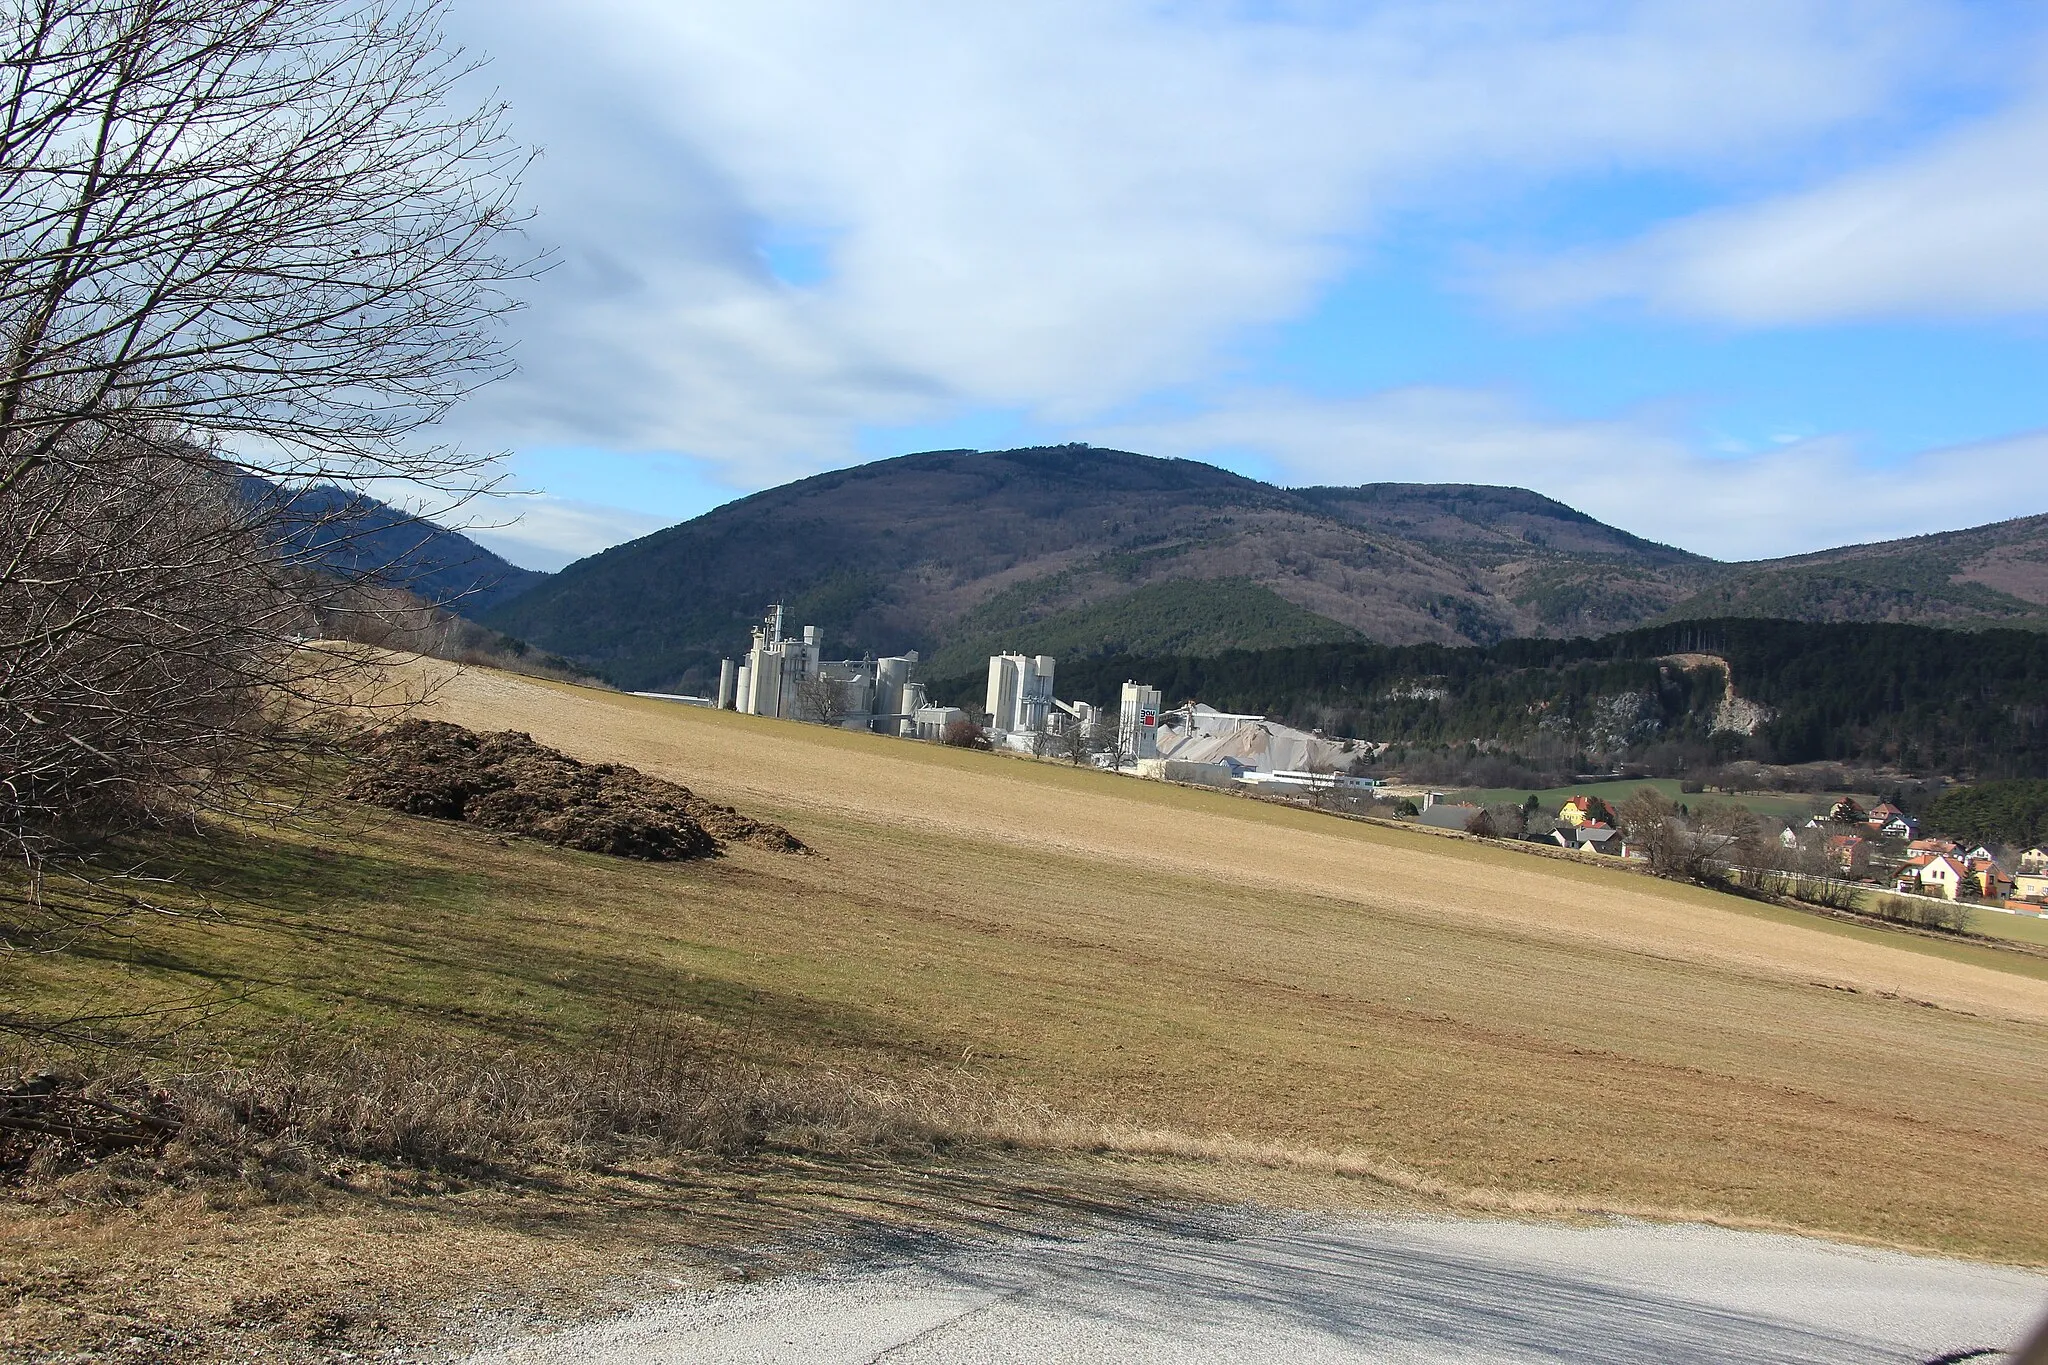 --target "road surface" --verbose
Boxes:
[465,1212,2047,1364]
